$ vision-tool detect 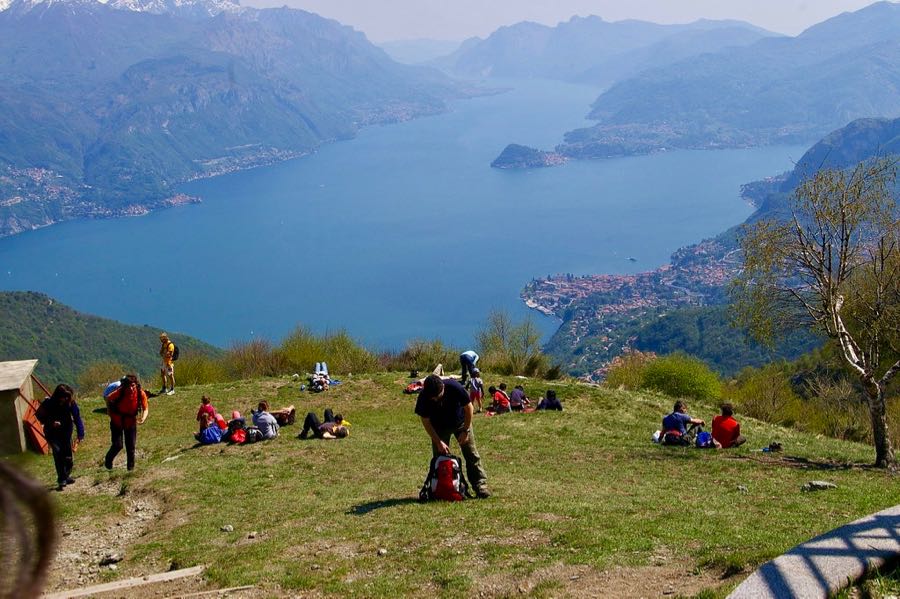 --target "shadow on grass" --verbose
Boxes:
[739,454,876,471]
[347,497,419,515]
